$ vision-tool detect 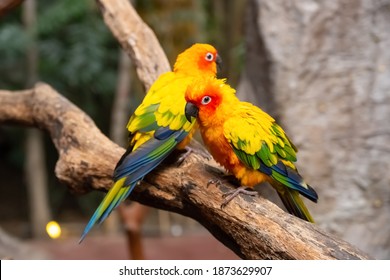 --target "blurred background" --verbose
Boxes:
[0,0,389,259]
